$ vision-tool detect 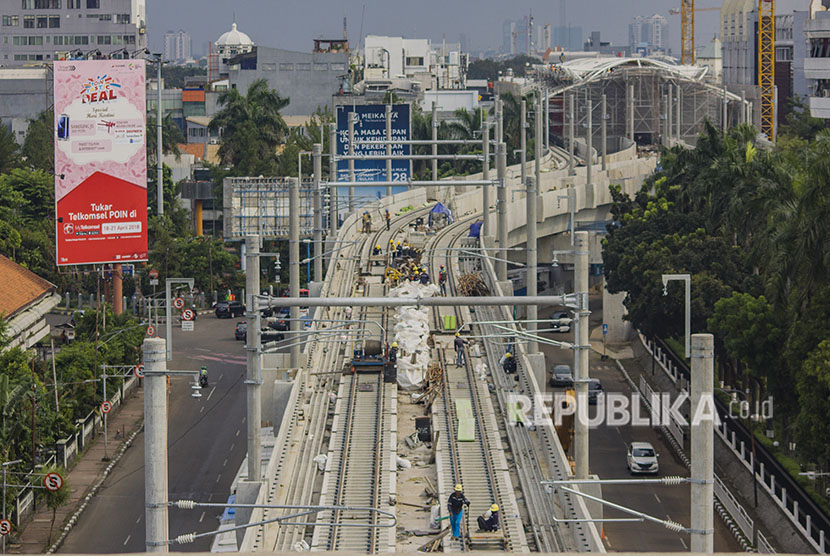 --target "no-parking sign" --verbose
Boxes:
[44,472,63,492]
[100,401,112,414]
[173,297,185,309]
[146,325,155,336]
[0,519,11,536]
